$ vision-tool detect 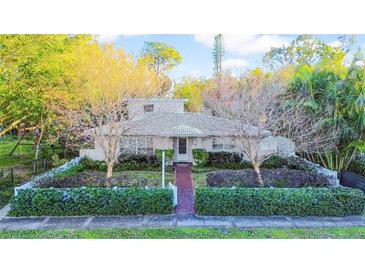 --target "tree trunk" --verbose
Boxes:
[107,163,113,178]
[34,116,44,174]
[253,165,264,186]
